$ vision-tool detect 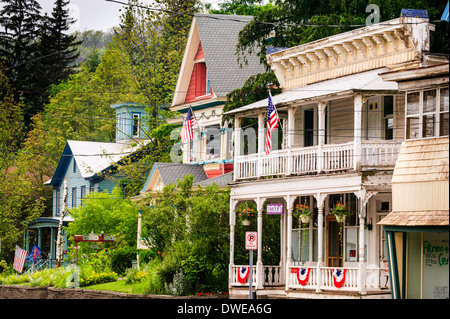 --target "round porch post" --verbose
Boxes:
[285,195,295,290]
[229,199,237,288]
[314,193,327,292]
[256,197,264,290]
